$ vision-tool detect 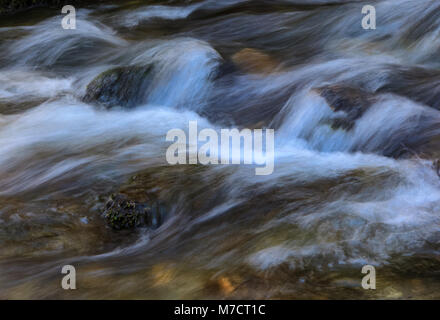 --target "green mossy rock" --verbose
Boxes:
[83,65,153,109]
[103,193,165,230]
